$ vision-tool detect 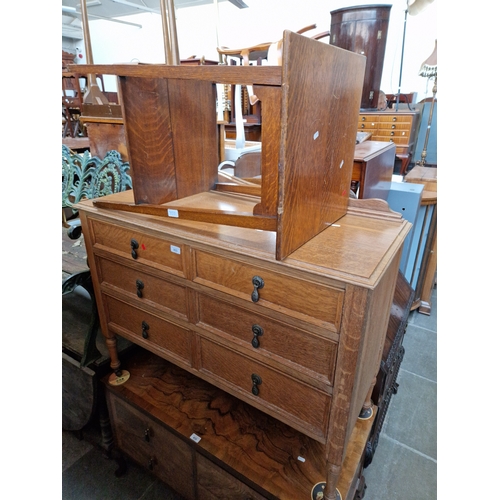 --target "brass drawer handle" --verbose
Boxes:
[392,117,397,122]
[130,238,139,259]
[251,324,263,348]
[136,279,144,298]
[251,373,262,396]
[390,132,395,136]
[251,276,264,302]
[360,124,365,128]
[141,320,149,339]
[391,124,396,129]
